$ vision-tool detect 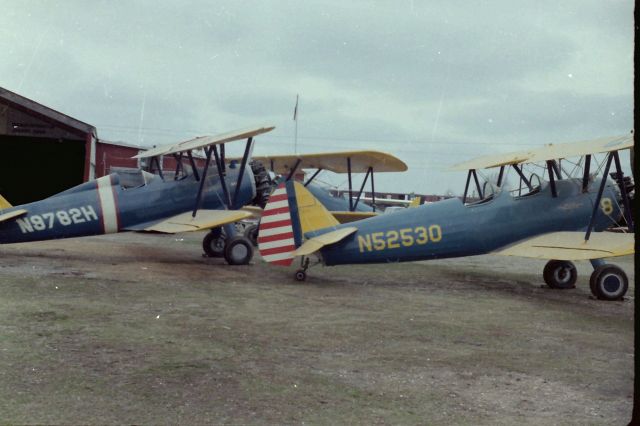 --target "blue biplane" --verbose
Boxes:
[0,125,275,265]
[258,134,634,301]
